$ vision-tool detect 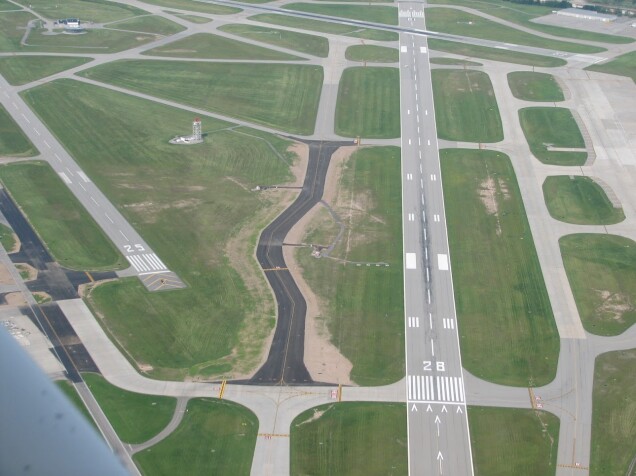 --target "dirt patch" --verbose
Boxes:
[5,292,26,307]
[295,404,334,427]
[478,176,502,236]
[0,263,14,285]
[15,263,37,282]
[123,198,202,224]
[595,290,633,323]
